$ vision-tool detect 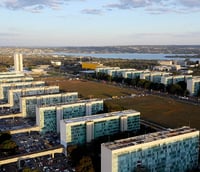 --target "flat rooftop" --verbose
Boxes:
[0,81,44,86]
[21,91,77,98]
[103,126,198,150]
[0,77,33,81]
[38,98,102,108]
[10,86,59,92]
[0,74,24,78]
[191,76,200,81]
[0,117,35,131]
[64,109,140,124]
